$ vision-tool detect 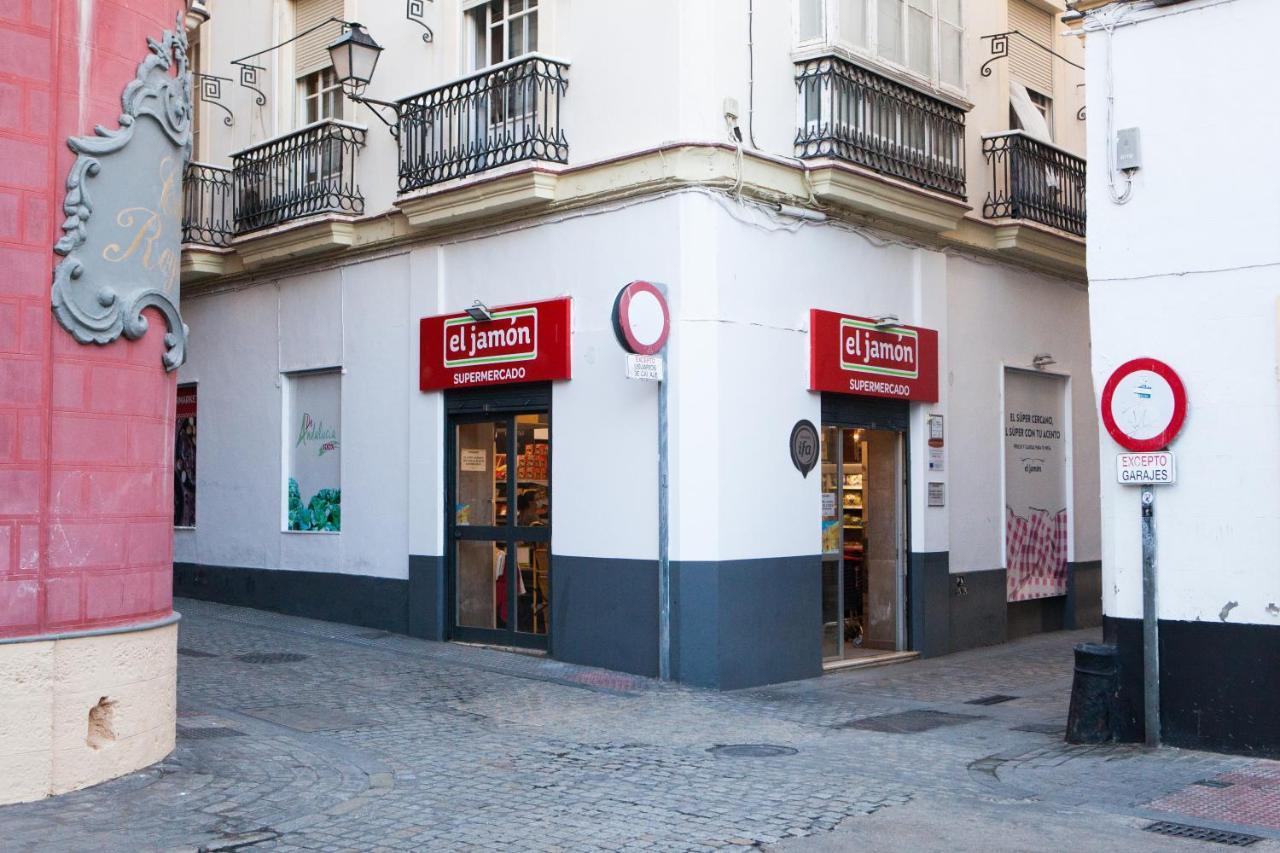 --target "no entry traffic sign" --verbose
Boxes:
[1100,358,1187,452]
[613,281,670,356]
